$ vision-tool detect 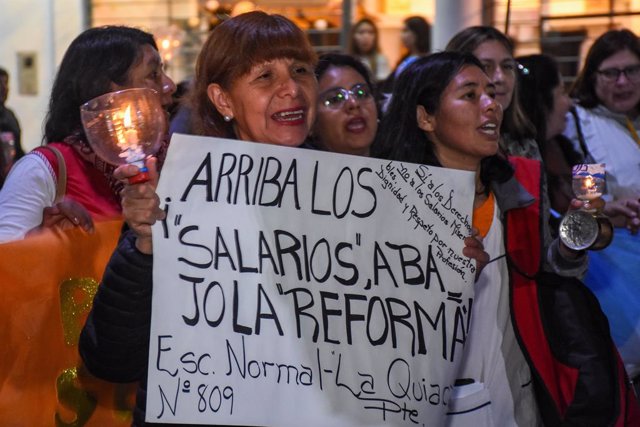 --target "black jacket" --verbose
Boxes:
[79,231,240,427]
